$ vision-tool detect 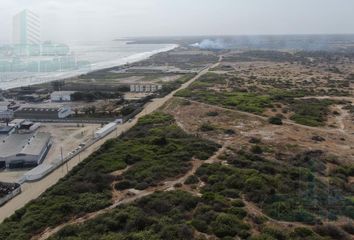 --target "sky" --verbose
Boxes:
[0,0,353,44]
